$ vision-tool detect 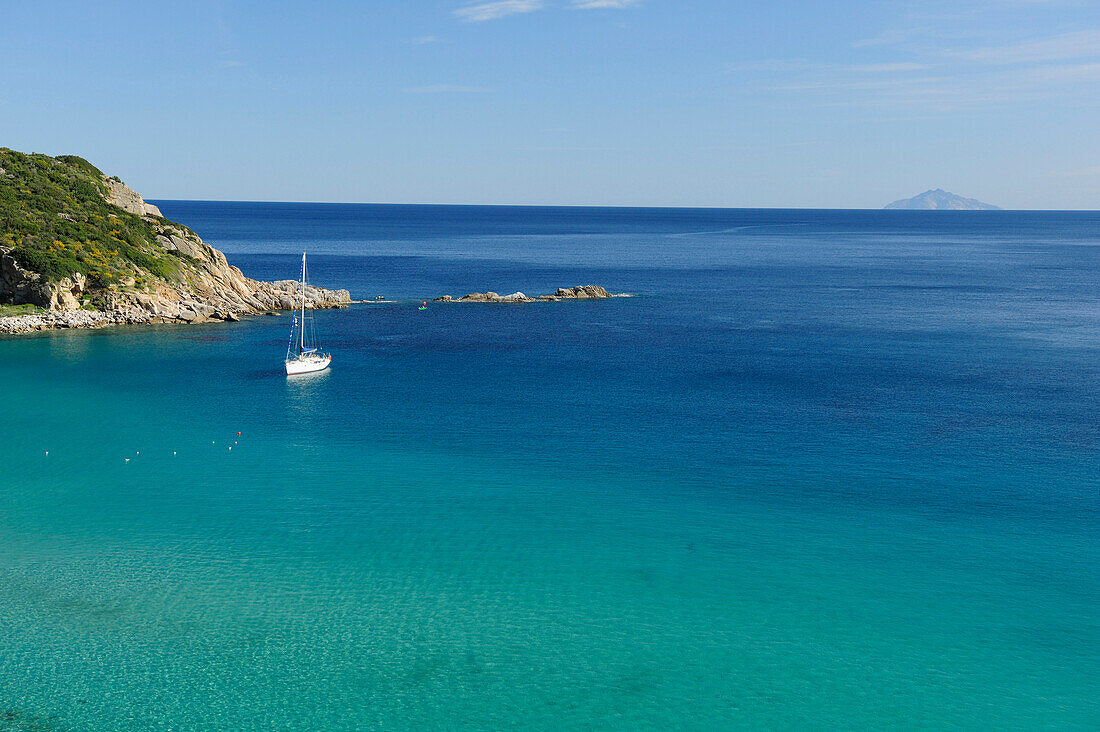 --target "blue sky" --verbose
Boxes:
[2,0,1098,208]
